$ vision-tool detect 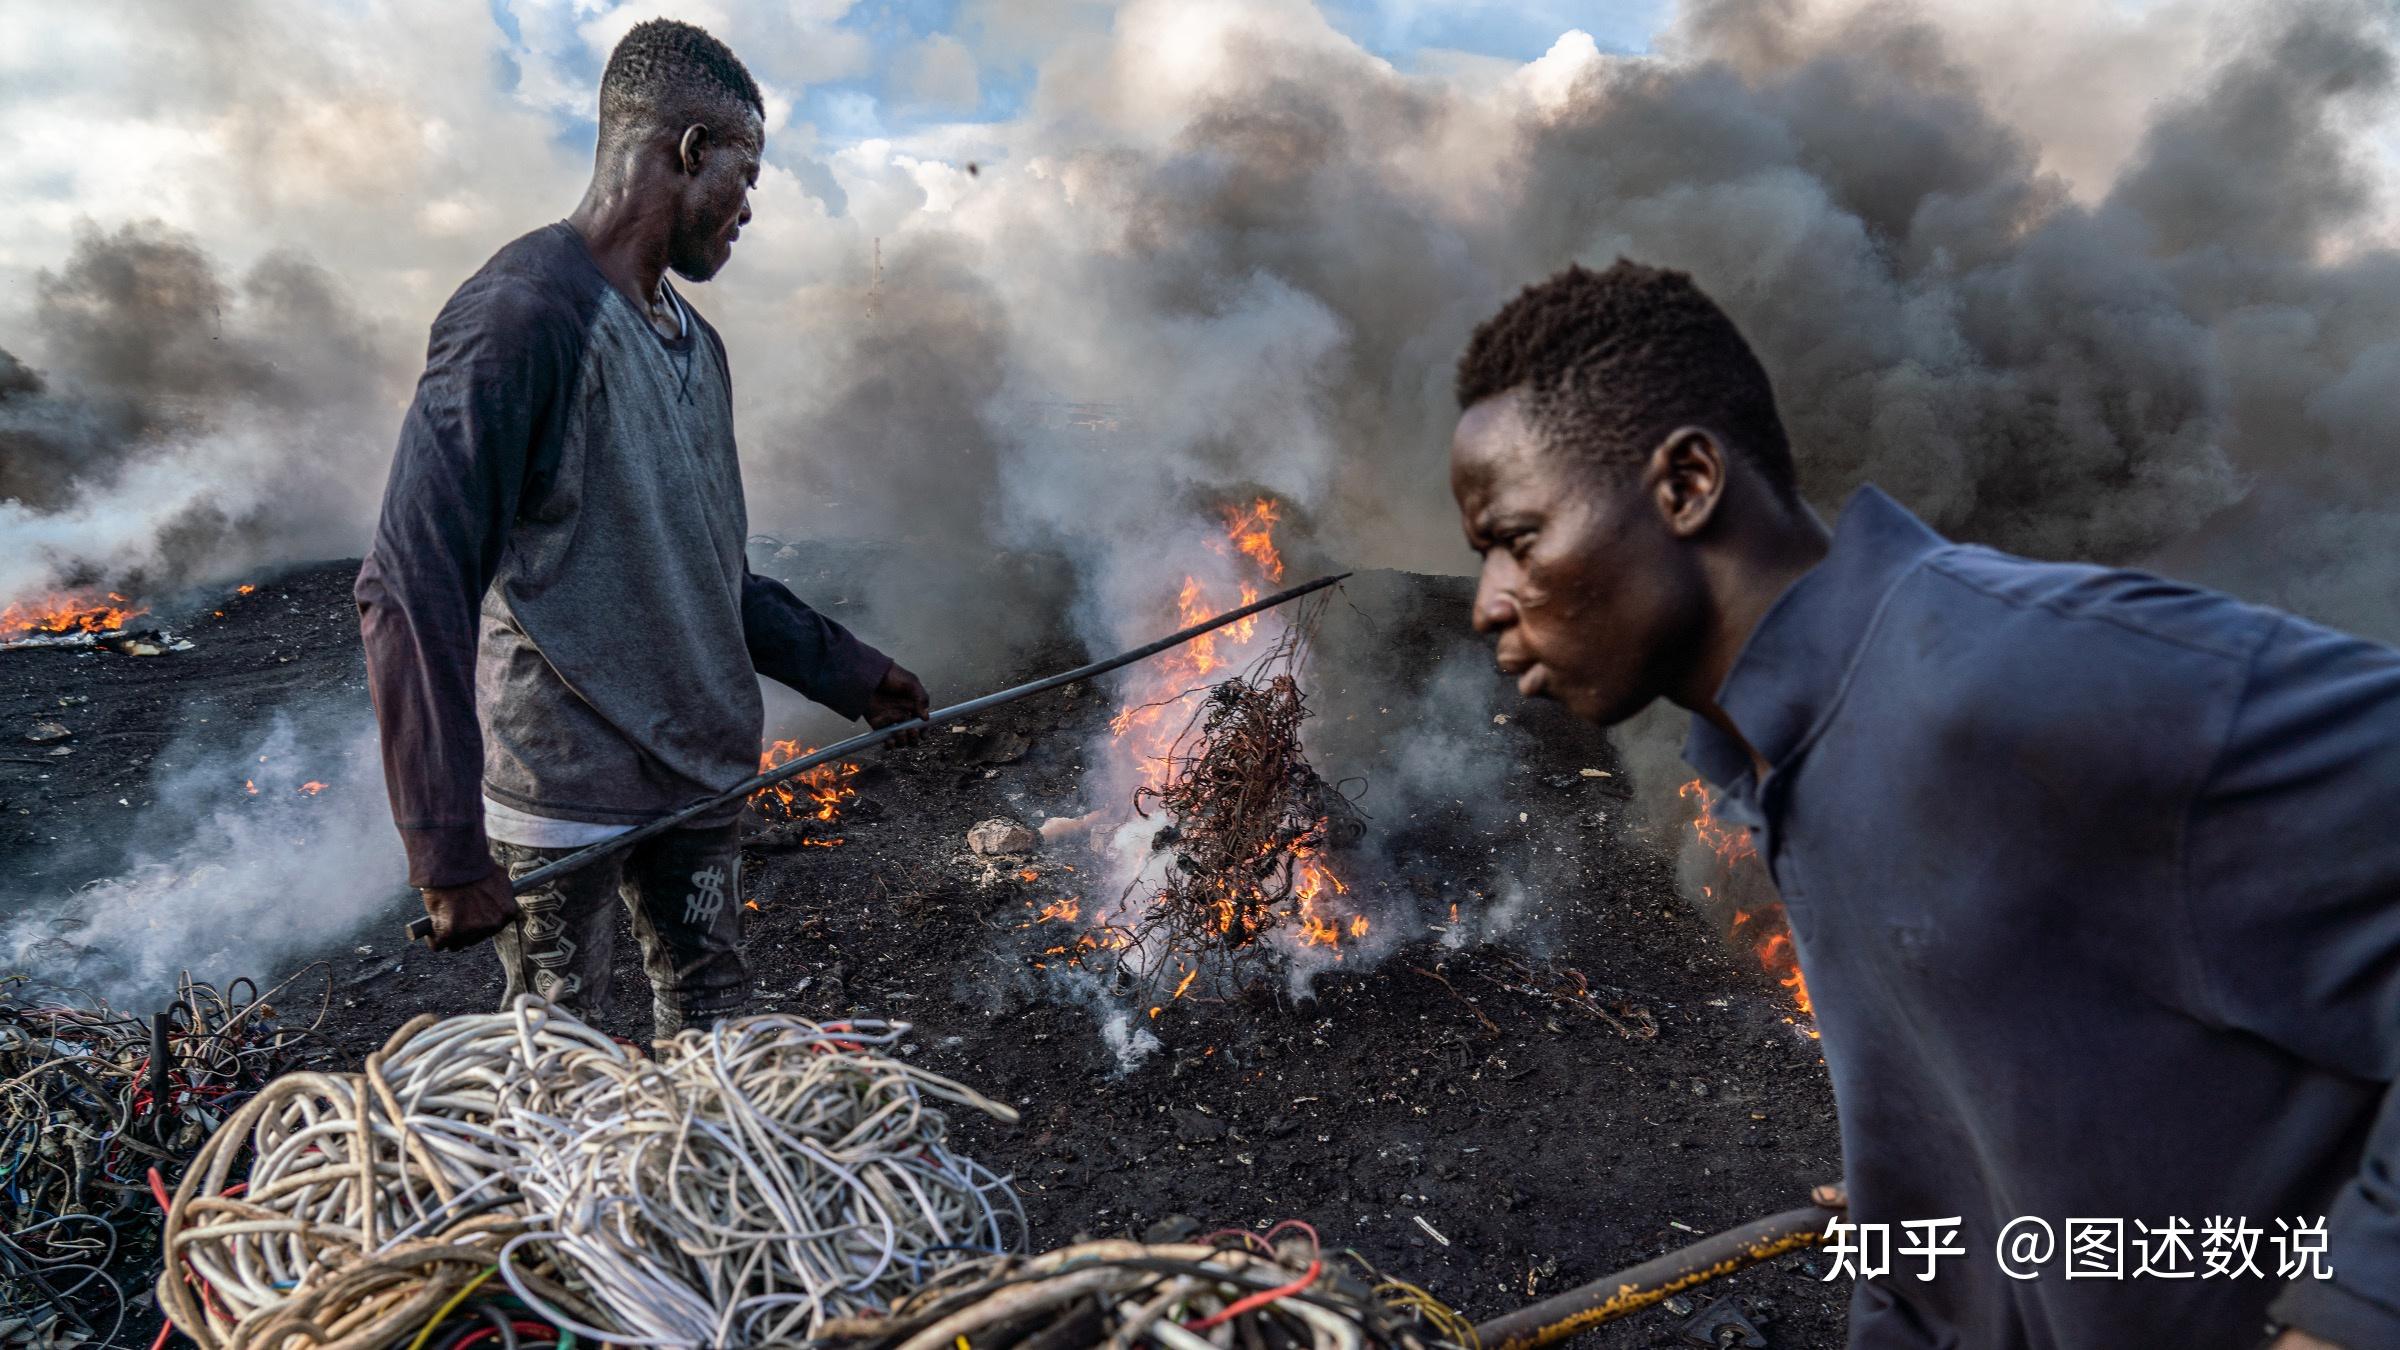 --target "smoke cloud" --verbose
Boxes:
[6,0,2400,981]
[0,221,397,603]
[3,704,404,998]
[7,0,2399,641]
